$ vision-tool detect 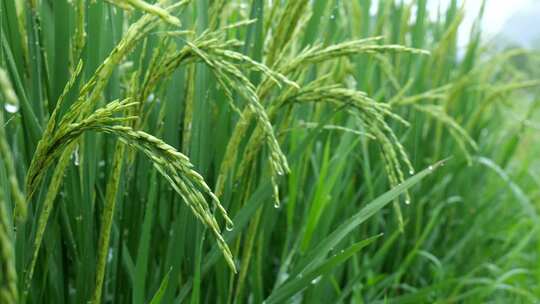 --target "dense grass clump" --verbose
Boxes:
[1,0,539,303]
